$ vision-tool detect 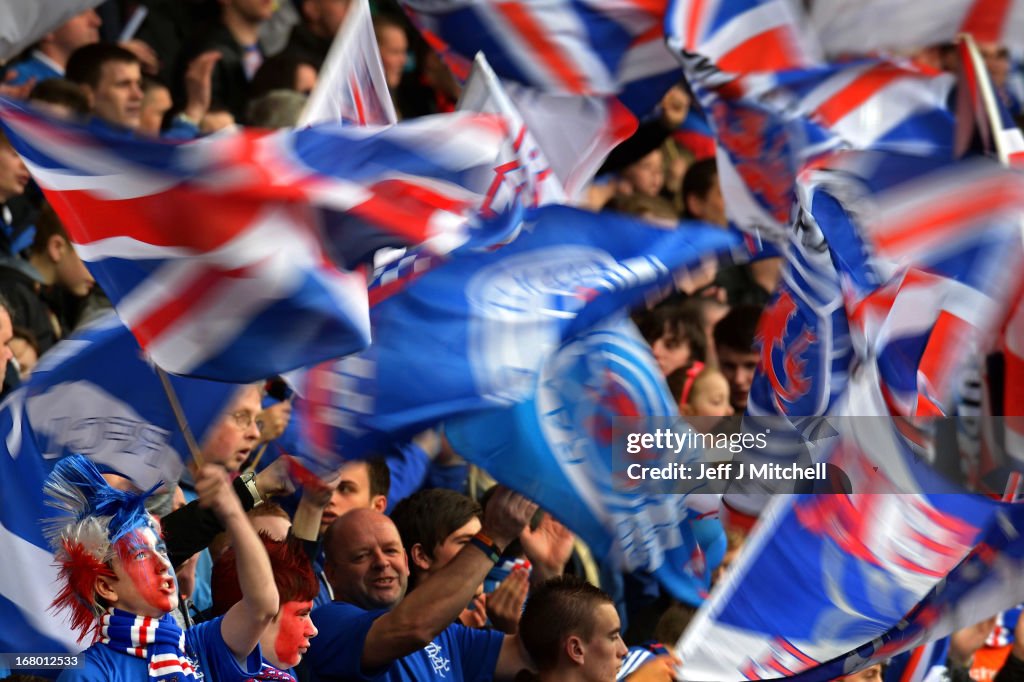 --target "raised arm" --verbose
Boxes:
[196,465,278,660]
[362,488,537,669]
